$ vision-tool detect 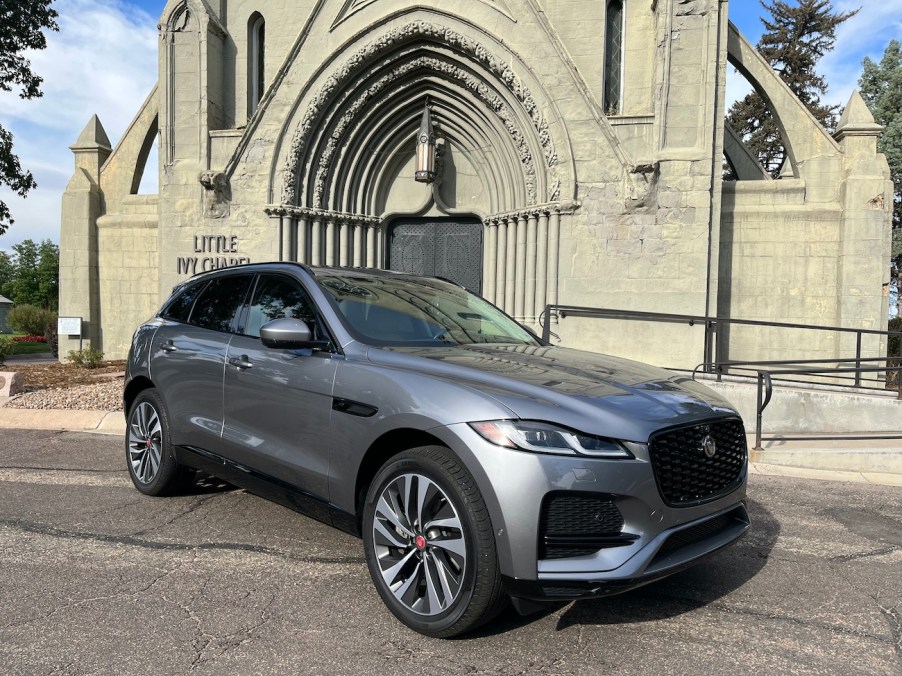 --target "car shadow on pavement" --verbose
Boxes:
[190,472,239,495]
[554,497,779,630]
